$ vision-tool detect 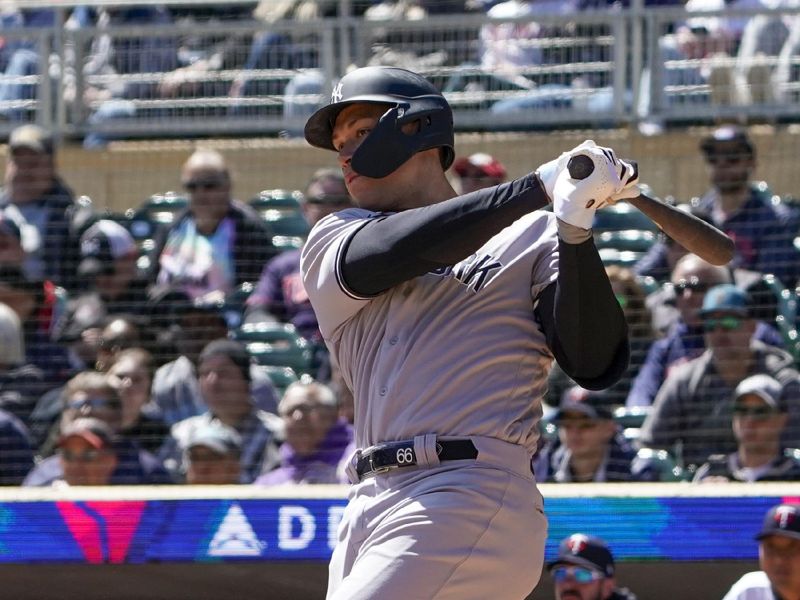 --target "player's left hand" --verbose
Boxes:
[551,141,639,229]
